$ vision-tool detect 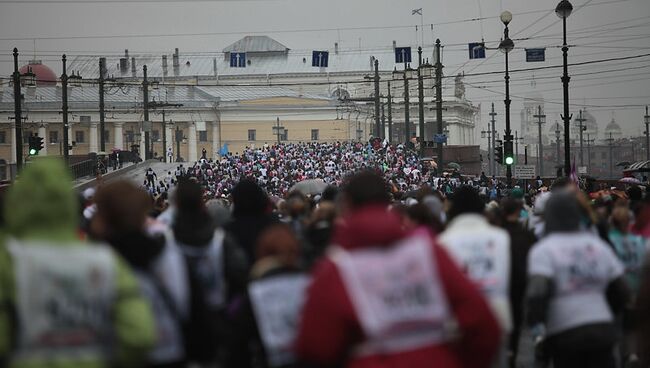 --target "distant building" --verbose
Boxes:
[0,36,481,178]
